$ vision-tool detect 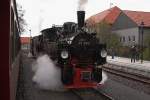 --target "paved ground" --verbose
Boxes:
[107,56,150,78]
[107,56,150,70]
